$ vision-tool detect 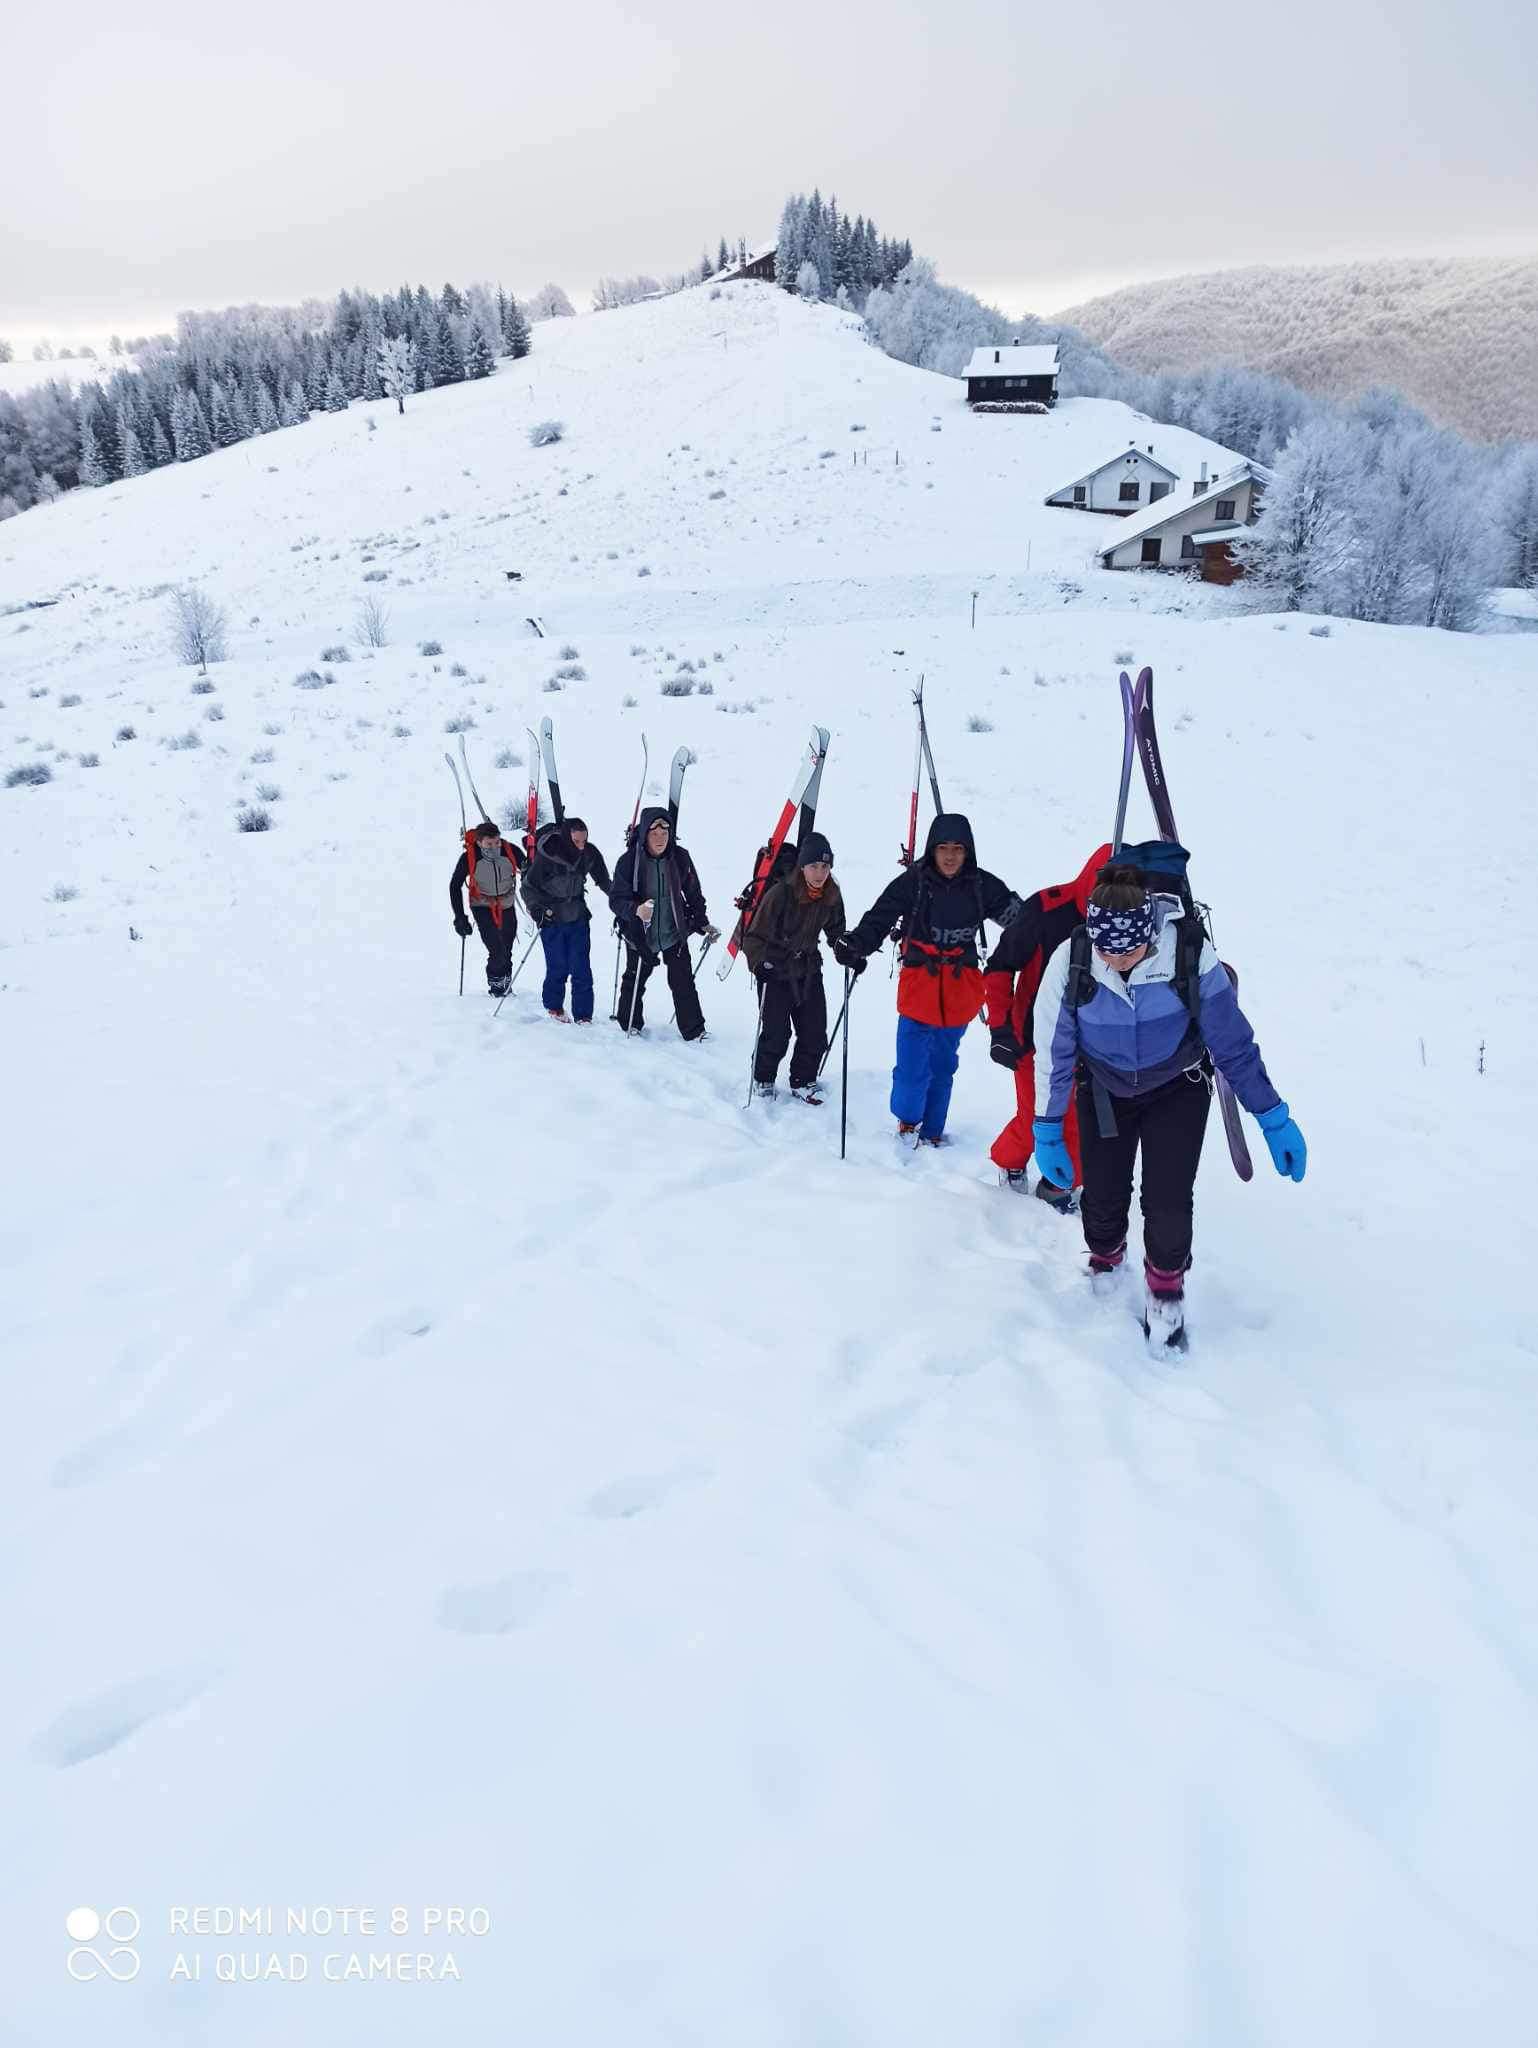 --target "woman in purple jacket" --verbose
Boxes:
[1031,862,1306,1350]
